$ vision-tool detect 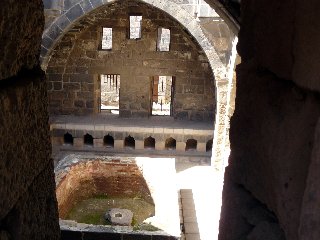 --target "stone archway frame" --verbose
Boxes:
[41,0,231,169]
